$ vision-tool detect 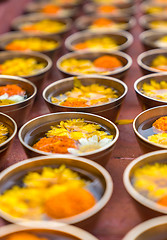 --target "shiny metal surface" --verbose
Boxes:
[0,154,113,227]
[0,112,17,155]
[123,150,167,215]
[57,50,132,79]
[18,112,119,165]
[42,75,128,122]
[139,15,167,31]
[65,30,133,52]
[0,51,52,88]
